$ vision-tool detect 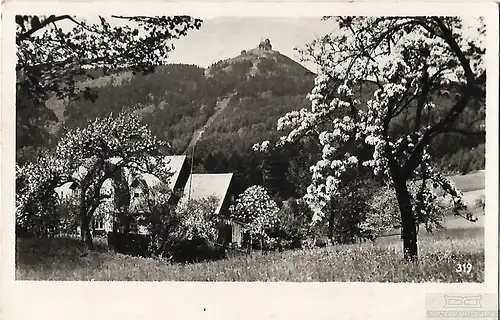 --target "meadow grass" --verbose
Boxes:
[16,227,483,282]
